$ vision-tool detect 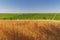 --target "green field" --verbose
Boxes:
[0,13,60,20]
